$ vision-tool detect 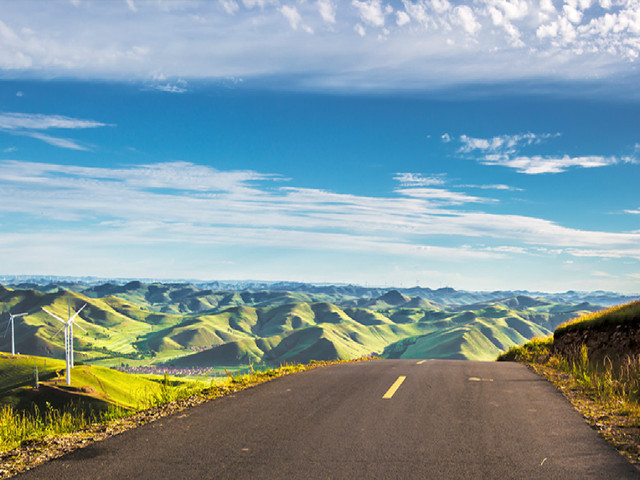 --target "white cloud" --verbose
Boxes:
[536,21,559,39]
[2,160,637,265]
[394,172,446,187]
[280,6,303,30]
[152,82,188,93]
[458,132,555,153]
[451,132,633,174]
[317,0,336,24]
[400,1,431,28]
[395,187,491,204]
[0,1,639,90]
[352,0,387,27]
[625,208,640,215]
[540,0,556,13]
[396,10,411,26]
[453,5,481,35]
[566,247,640,260]
[220,0,239,15]
[280,5,315,34]
[0,112,107,130]
[16,131,90,151]
[485,0,528,45]
[126,0,137,13]
[0,111,111,150]
[563,4,583,24]
[481,154,633,174]
[460,183,523,191]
